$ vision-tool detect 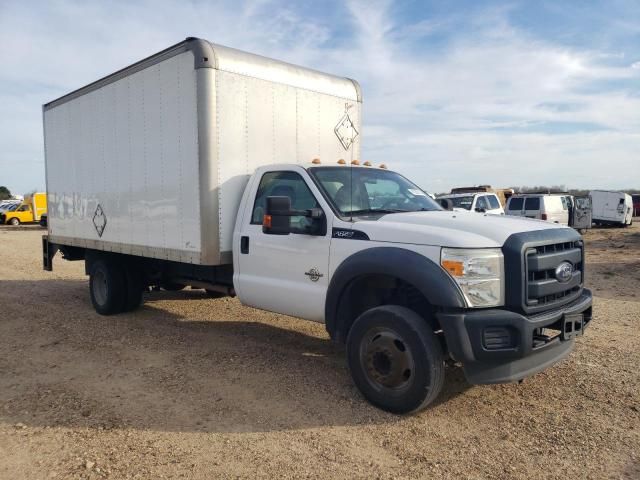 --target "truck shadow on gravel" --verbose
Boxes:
[586,261,640,302]
[0,280,471,434]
